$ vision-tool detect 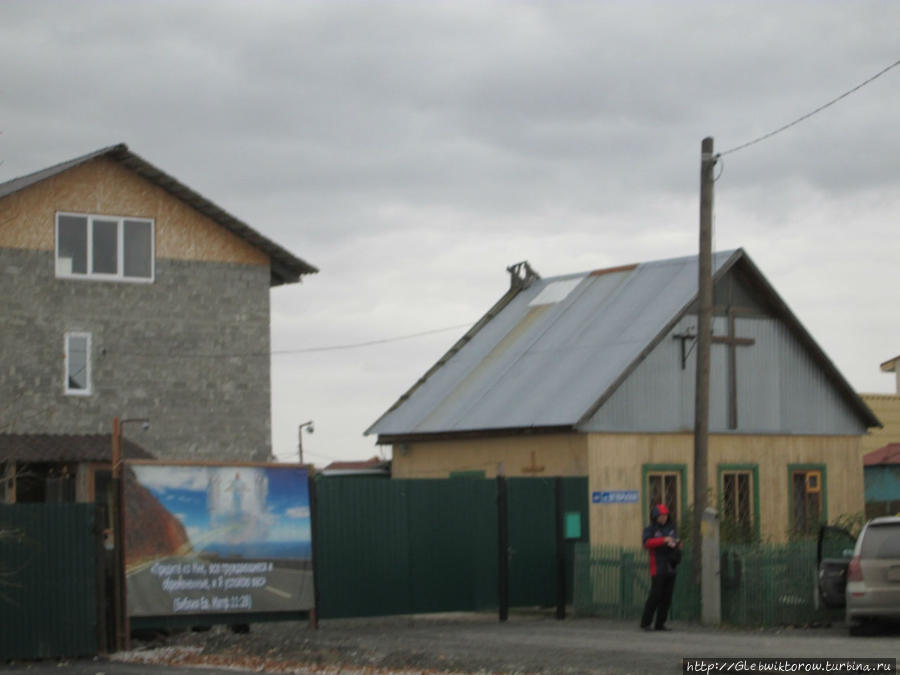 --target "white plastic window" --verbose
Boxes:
[56,212,154,281]
[65,332,91,395]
